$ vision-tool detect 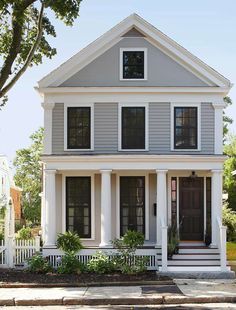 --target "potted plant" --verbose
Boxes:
[167,223,179,259]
